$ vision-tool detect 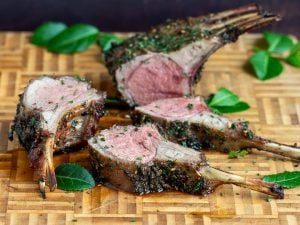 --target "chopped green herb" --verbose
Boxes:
[60,80,65,85]
[100,137,105,141]
[100,145,110,150]
[71,120,78,129]
[252,160,257,165]
[265,197,272,202]
[186,103,194,110]
[68,100,74,104]
[136,157,142,161]
[61,96,64,100]
[228,150,248,159]
[147,133,152,137]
